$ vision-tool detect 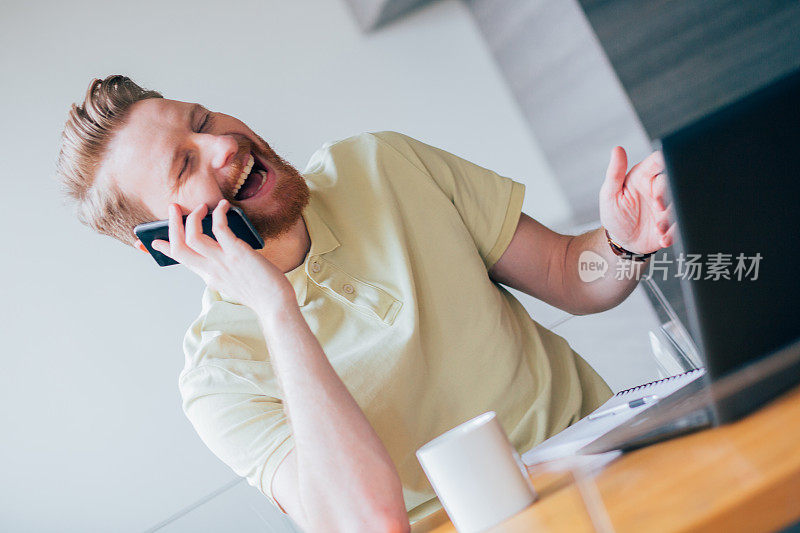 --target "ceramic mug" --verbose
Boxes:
[416,411,537,532]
